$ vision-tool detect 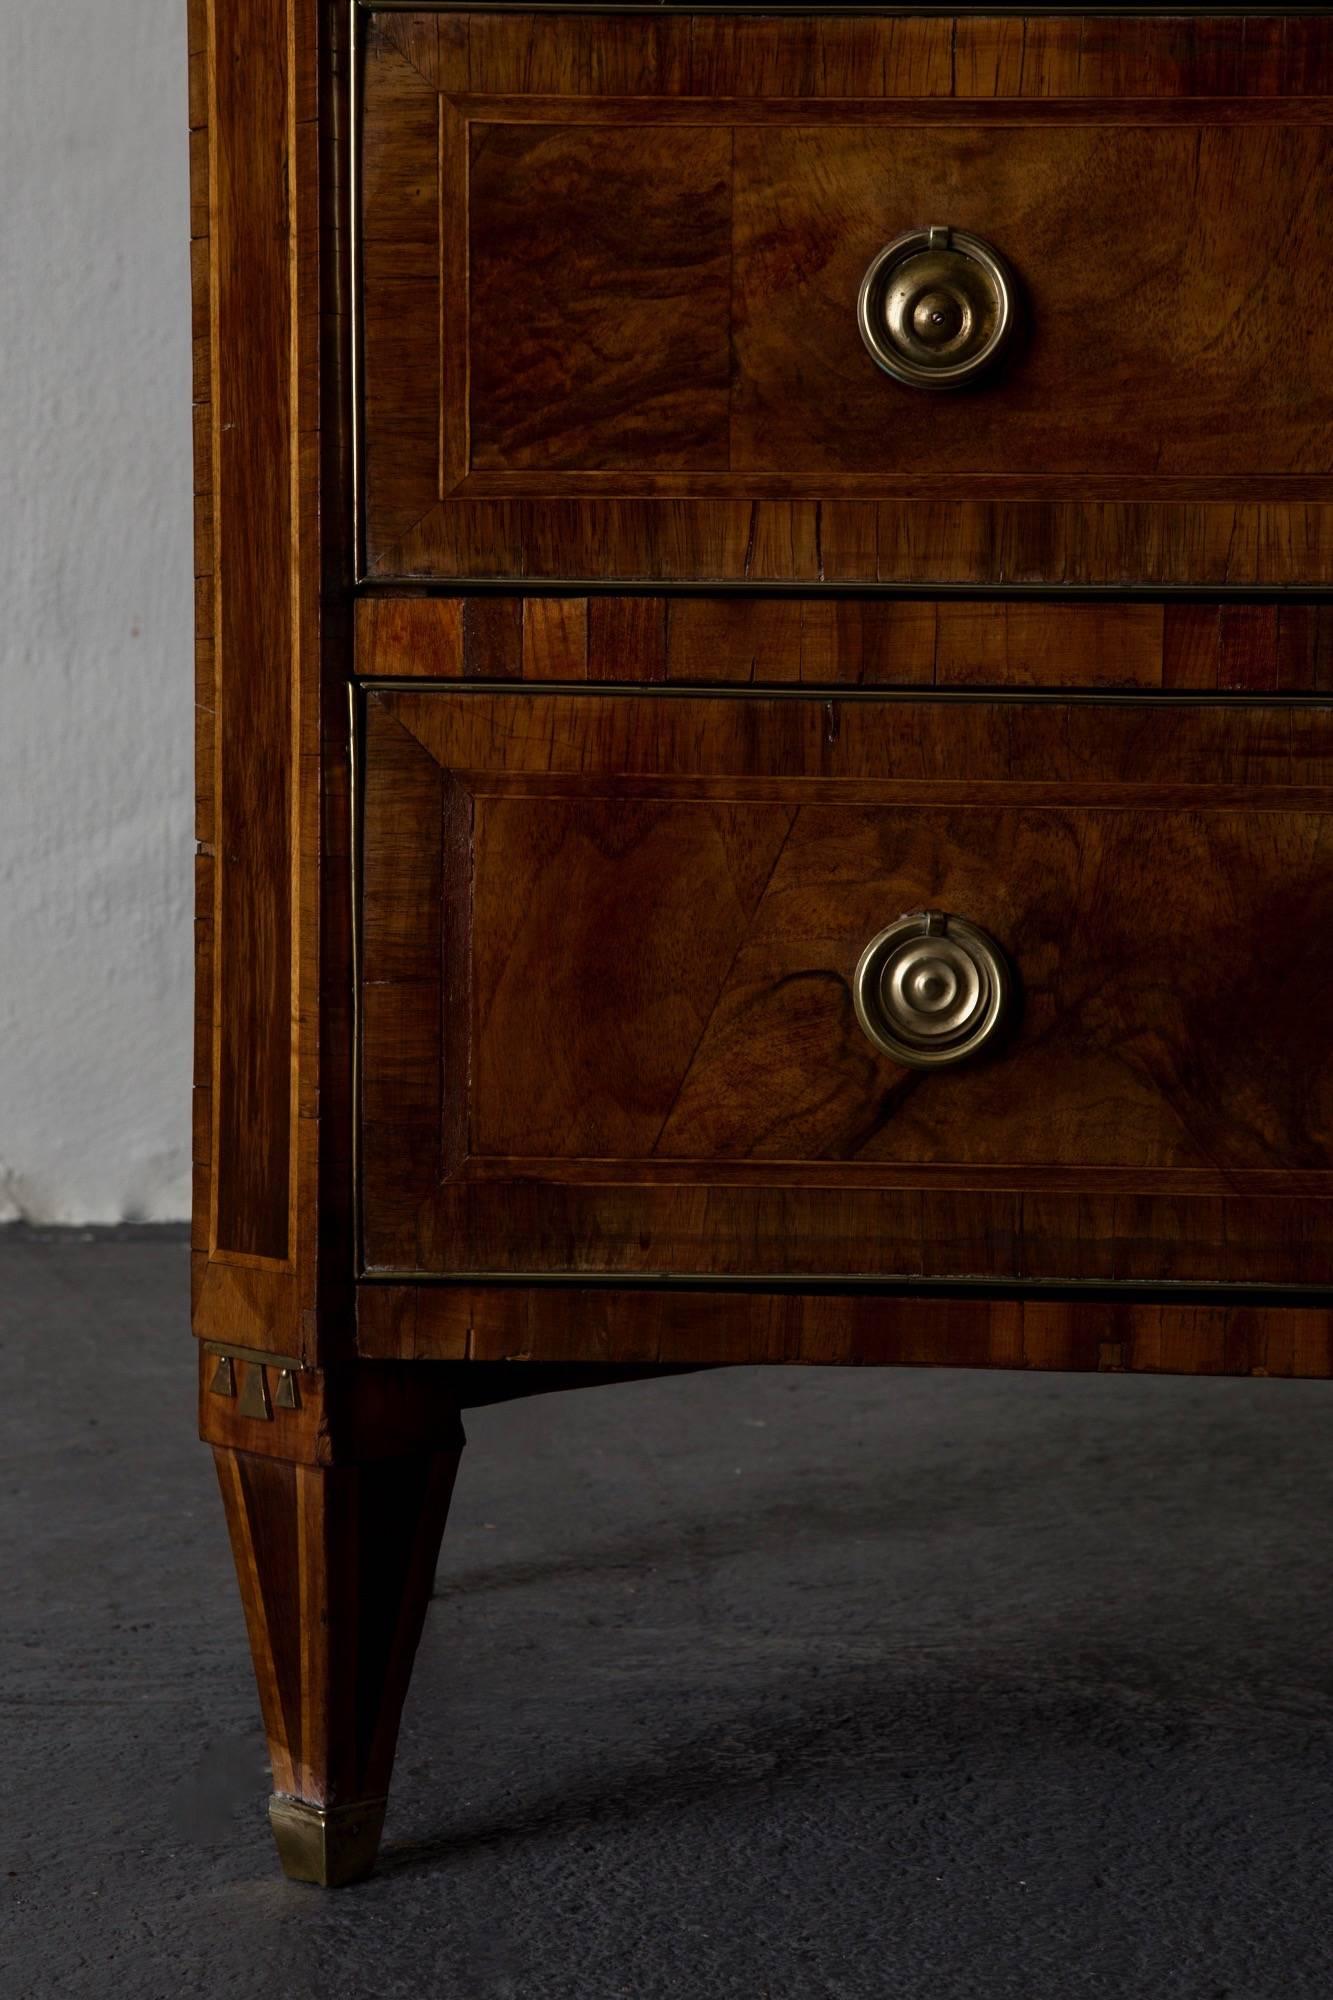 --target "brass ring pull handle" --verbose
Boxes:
[853,911,1012,1068]
[857,226,1016,389]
